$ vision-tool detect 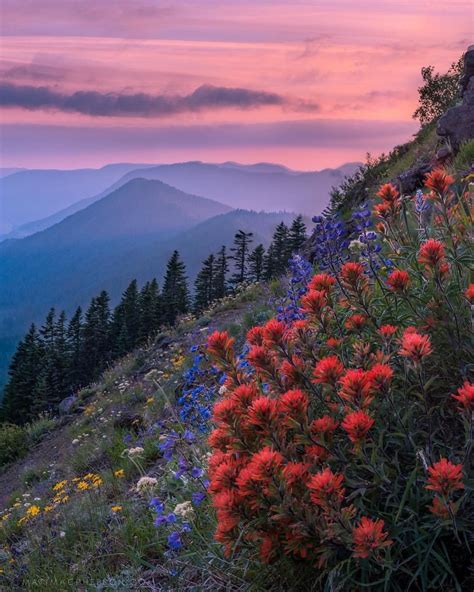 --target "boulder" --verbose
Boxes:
[58,395,77,416]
